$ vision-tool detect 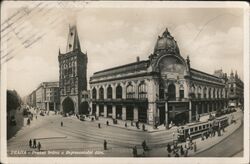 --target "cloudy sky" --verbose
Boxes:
[3,2,245,97]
